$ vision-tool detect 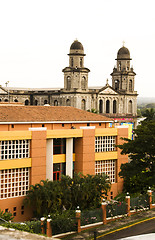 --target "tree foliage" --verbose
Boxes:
[24,173,111,218]
[118,119,155,193]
